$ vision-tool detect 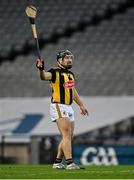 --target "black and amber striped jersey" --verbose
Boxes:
[48,67,75,105]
